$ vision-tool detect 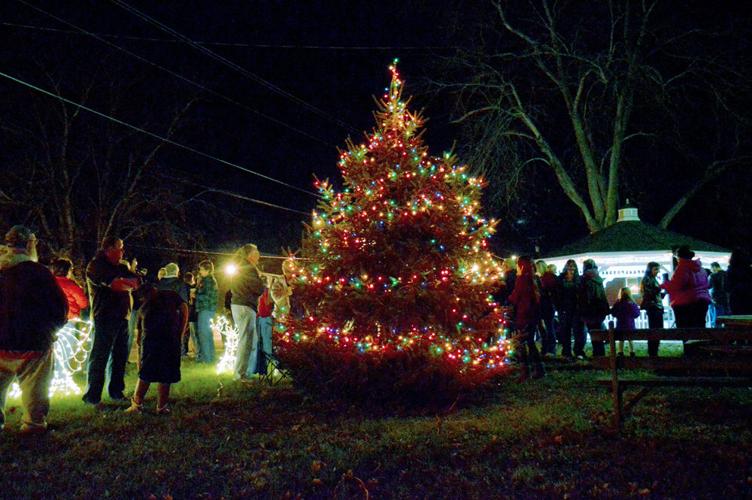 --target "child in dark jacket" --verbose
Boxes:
[611,287,640,357]
[126,286,188,414]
